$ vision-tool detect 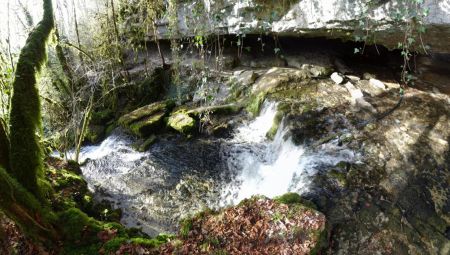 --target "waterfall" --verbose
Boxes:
[68,101,354,235]
[220,101,354,205]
